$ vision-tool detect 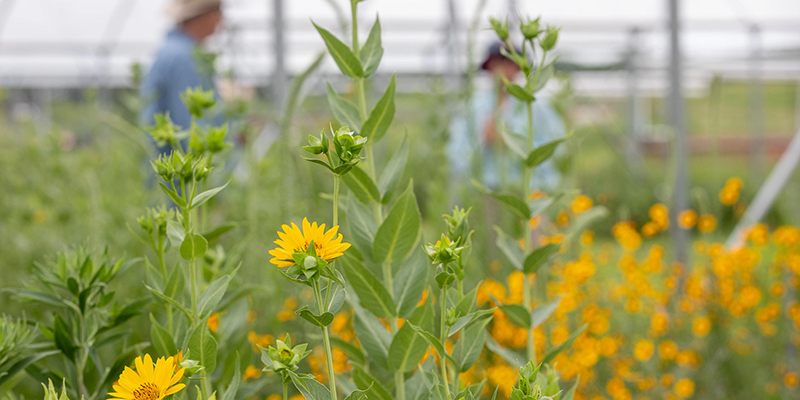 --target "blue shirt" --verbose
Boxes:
[140,28,218,134]
[449,88,567,190]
